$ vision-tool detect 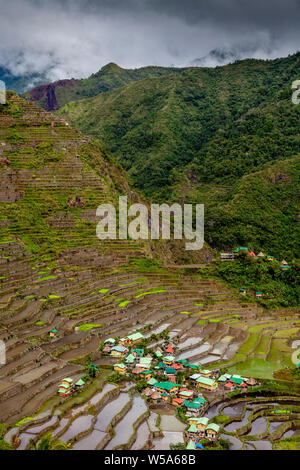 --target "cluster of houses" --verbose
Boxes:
[221,247,291,271]
[185,416,220,447]
[101,329,260,449]
[57,366,99,398]
[103,332,145,357]
[58,377,87,397]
